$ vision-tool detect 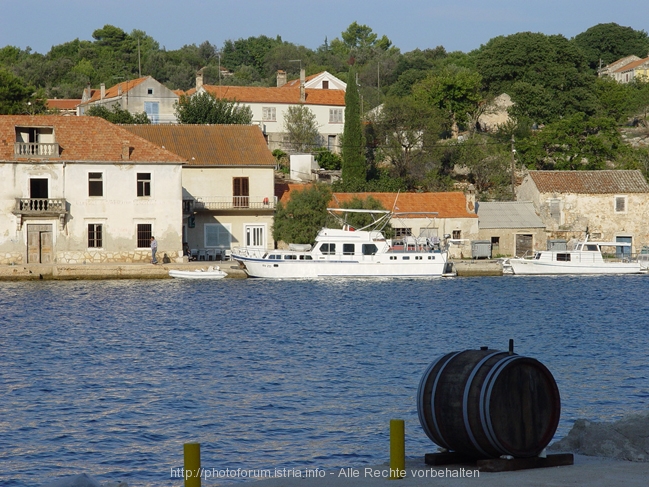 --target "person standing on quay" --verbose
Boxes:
[150,236,158,264]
